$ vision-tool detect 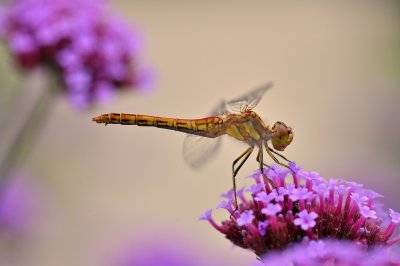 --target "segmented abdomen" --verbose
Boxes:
[93,113,224,137]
